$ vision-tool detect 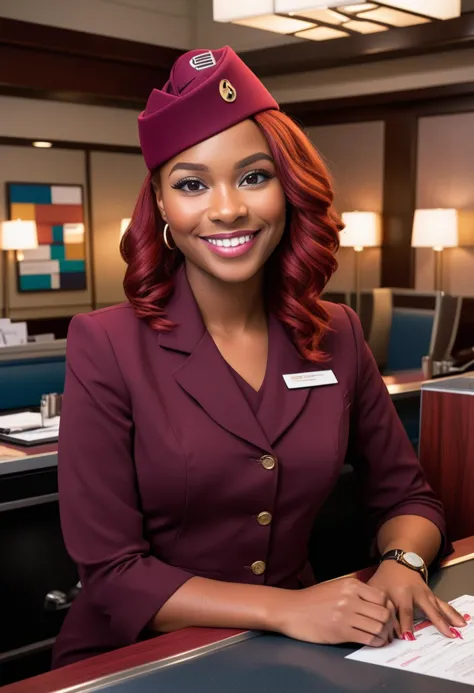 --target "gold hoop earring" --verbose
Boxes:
[163,223,176,251]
